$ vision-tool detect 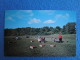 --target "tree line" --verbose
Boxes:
[5,22,76,36]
